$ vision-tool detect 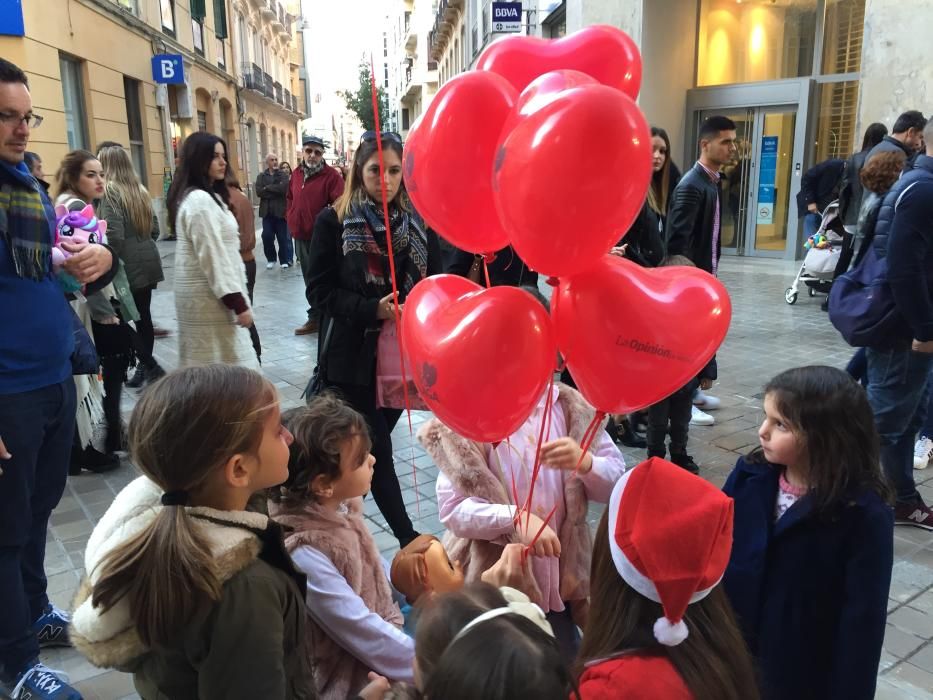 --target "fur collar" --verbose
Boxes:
[70,476,271,667]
